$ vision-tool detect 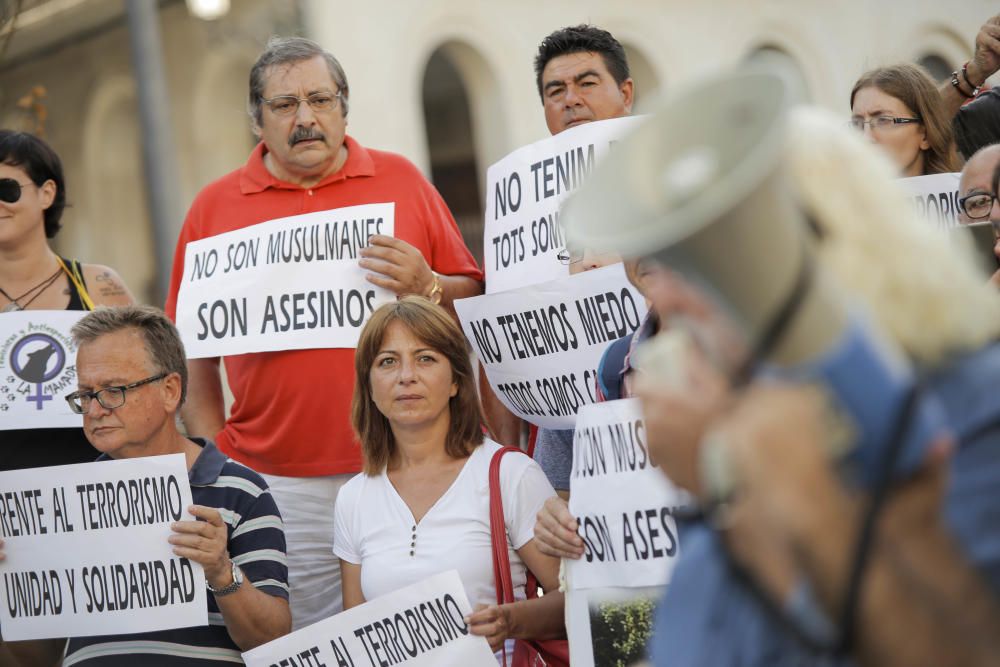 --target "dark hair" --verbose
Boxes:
[534,25,630,101]
[0,130,66,237]
[248,36,350,126]
[352,297,483,475]
[71,305,189,406]
[850,63,958,175]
